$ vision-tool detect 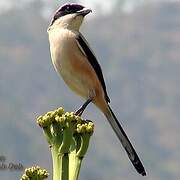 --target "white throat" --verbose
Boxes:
[48,14,84,31]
